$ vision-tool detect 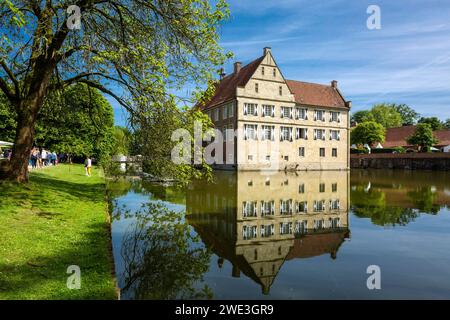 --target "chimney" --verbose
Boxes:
[219,67,225,80]
[263,47,271,56]
[234,61,242,74]
[331,80,338,88]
